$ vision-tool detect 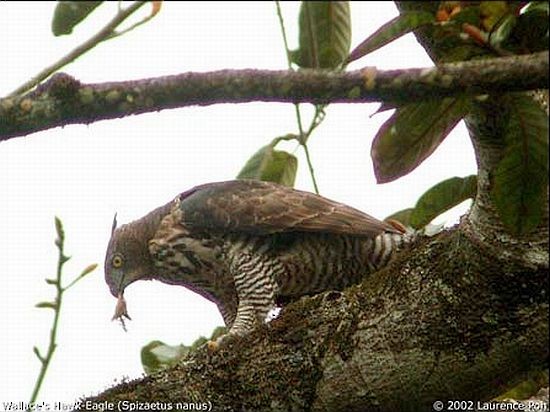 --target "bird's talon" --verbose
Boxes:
[206,339,220,353]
